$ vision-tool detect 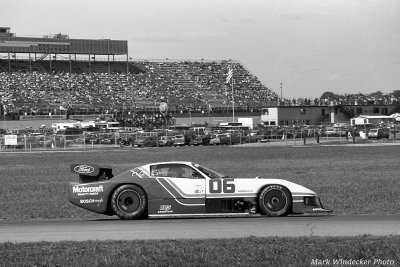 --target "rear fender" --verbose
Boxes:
[69,181,115,214]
